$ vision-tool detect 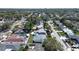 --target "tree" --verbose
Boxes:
[23,45,28,51]
[0,23,10,31]
[19,44,28,51]
[42,37,63,51]
[24,21,34,32]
